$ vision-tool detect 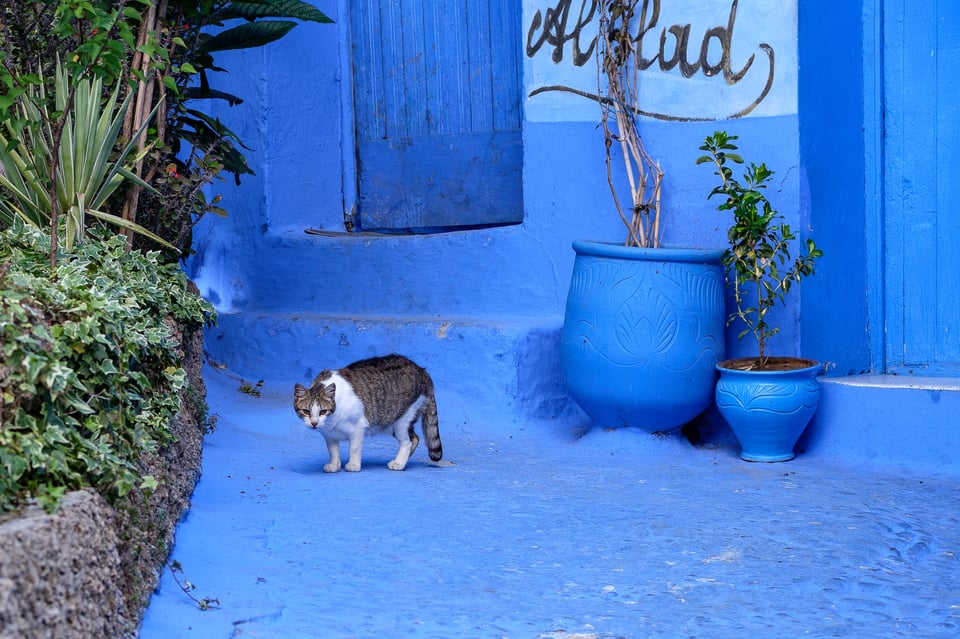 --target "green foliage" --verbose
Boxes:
[0,0,150,131]
[52,0,149,82]
[0,62,169,249]
[215,0,333,23]
[132,0,333,258]
[697,131,823,366]
[168,0,334,177]
[201,19,298,52]
[1,0,333,261]
[0,223,215,513]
